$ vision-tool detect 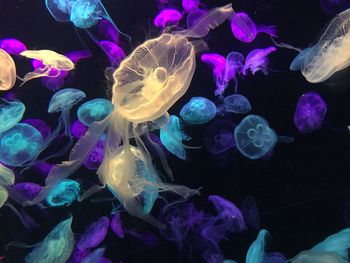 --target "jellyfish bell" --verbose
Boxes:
[45,0,75,22]
[0,38,27,56]
[0,99,26,134]
[180,96,217,125]
[0,48,16,91]
[77,98,114,127]
[224,94,251,114]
